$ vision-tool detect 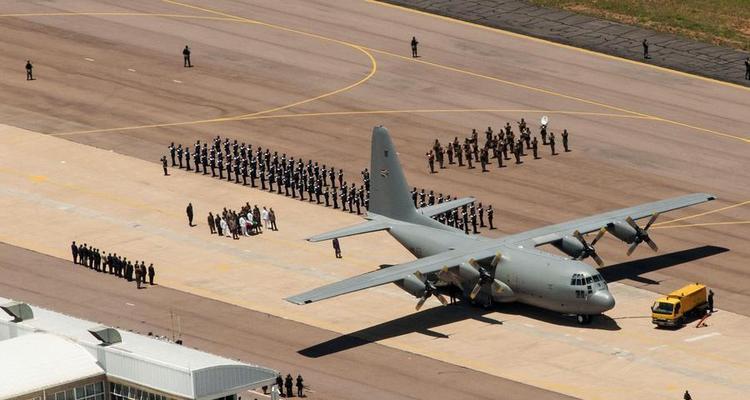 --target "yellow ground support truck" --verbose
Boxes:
[652,283,709,327]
